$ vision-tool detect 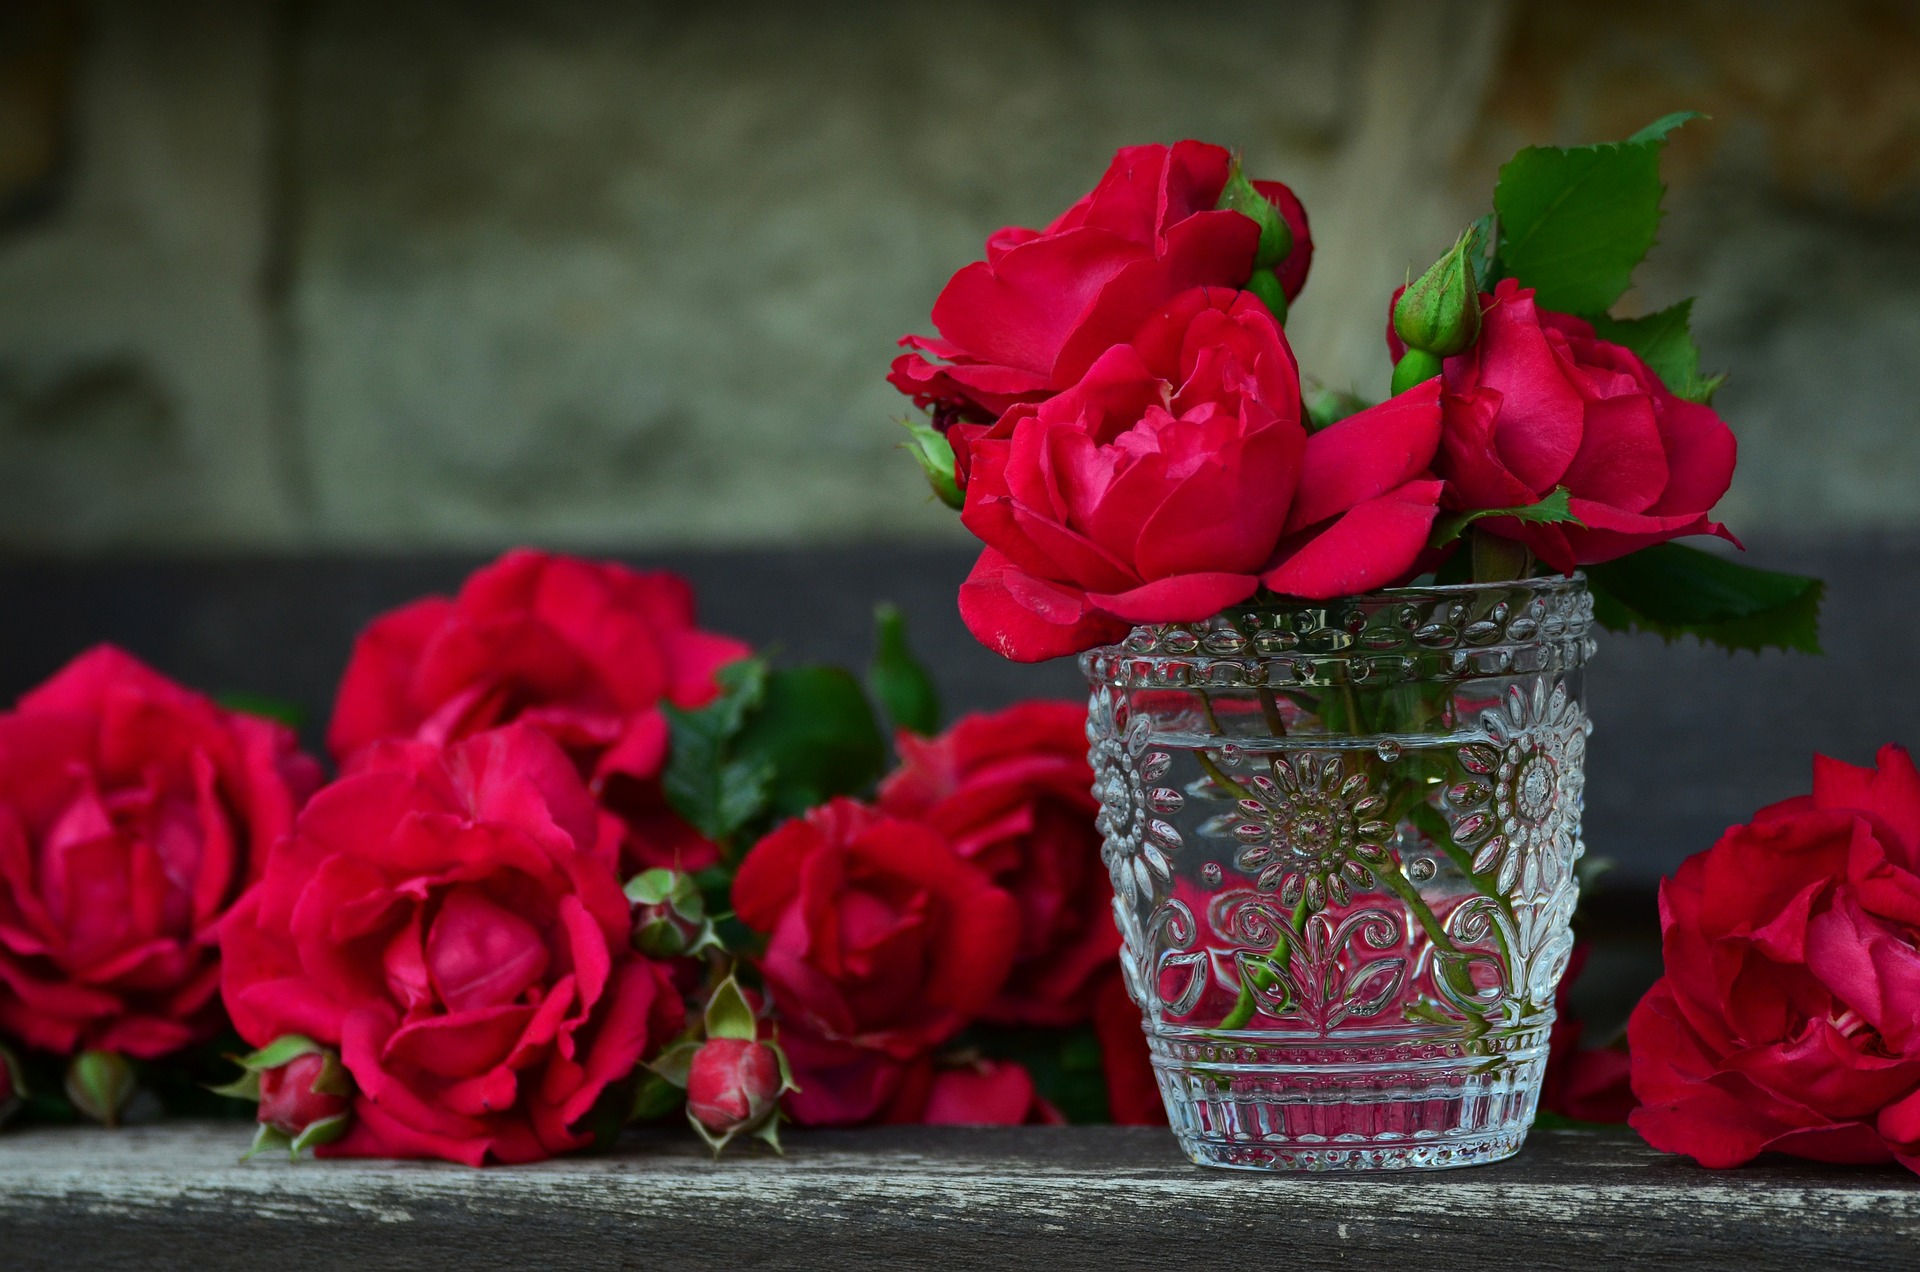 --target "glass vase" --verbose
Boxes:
[1082,575,1594,1171]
